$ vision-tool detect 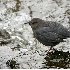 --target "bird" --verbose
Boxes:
[26,18,70,51]
[0,29,11,45]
